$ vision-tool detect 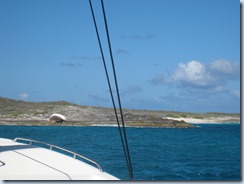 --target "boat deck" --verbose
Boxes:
[0,138,118,180]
